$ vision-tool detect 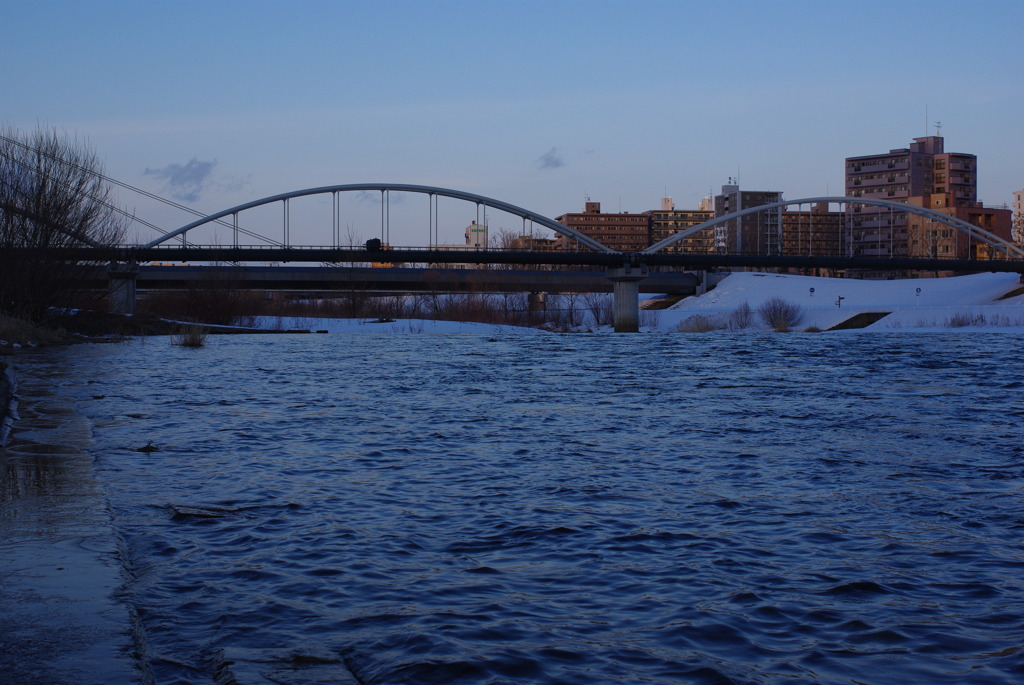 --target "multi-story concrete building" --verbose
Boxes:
[845,135,1014,270]
[905,195,1012,261]
[643,197,715,254]
[429,221,489,269]
[782,202,844,266]
[465,220,488,248]
[713,184,783,255]
[508,235,559,251]
[555,201,650,253]
[1013,189,1024,245]
[844,135,981,258]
